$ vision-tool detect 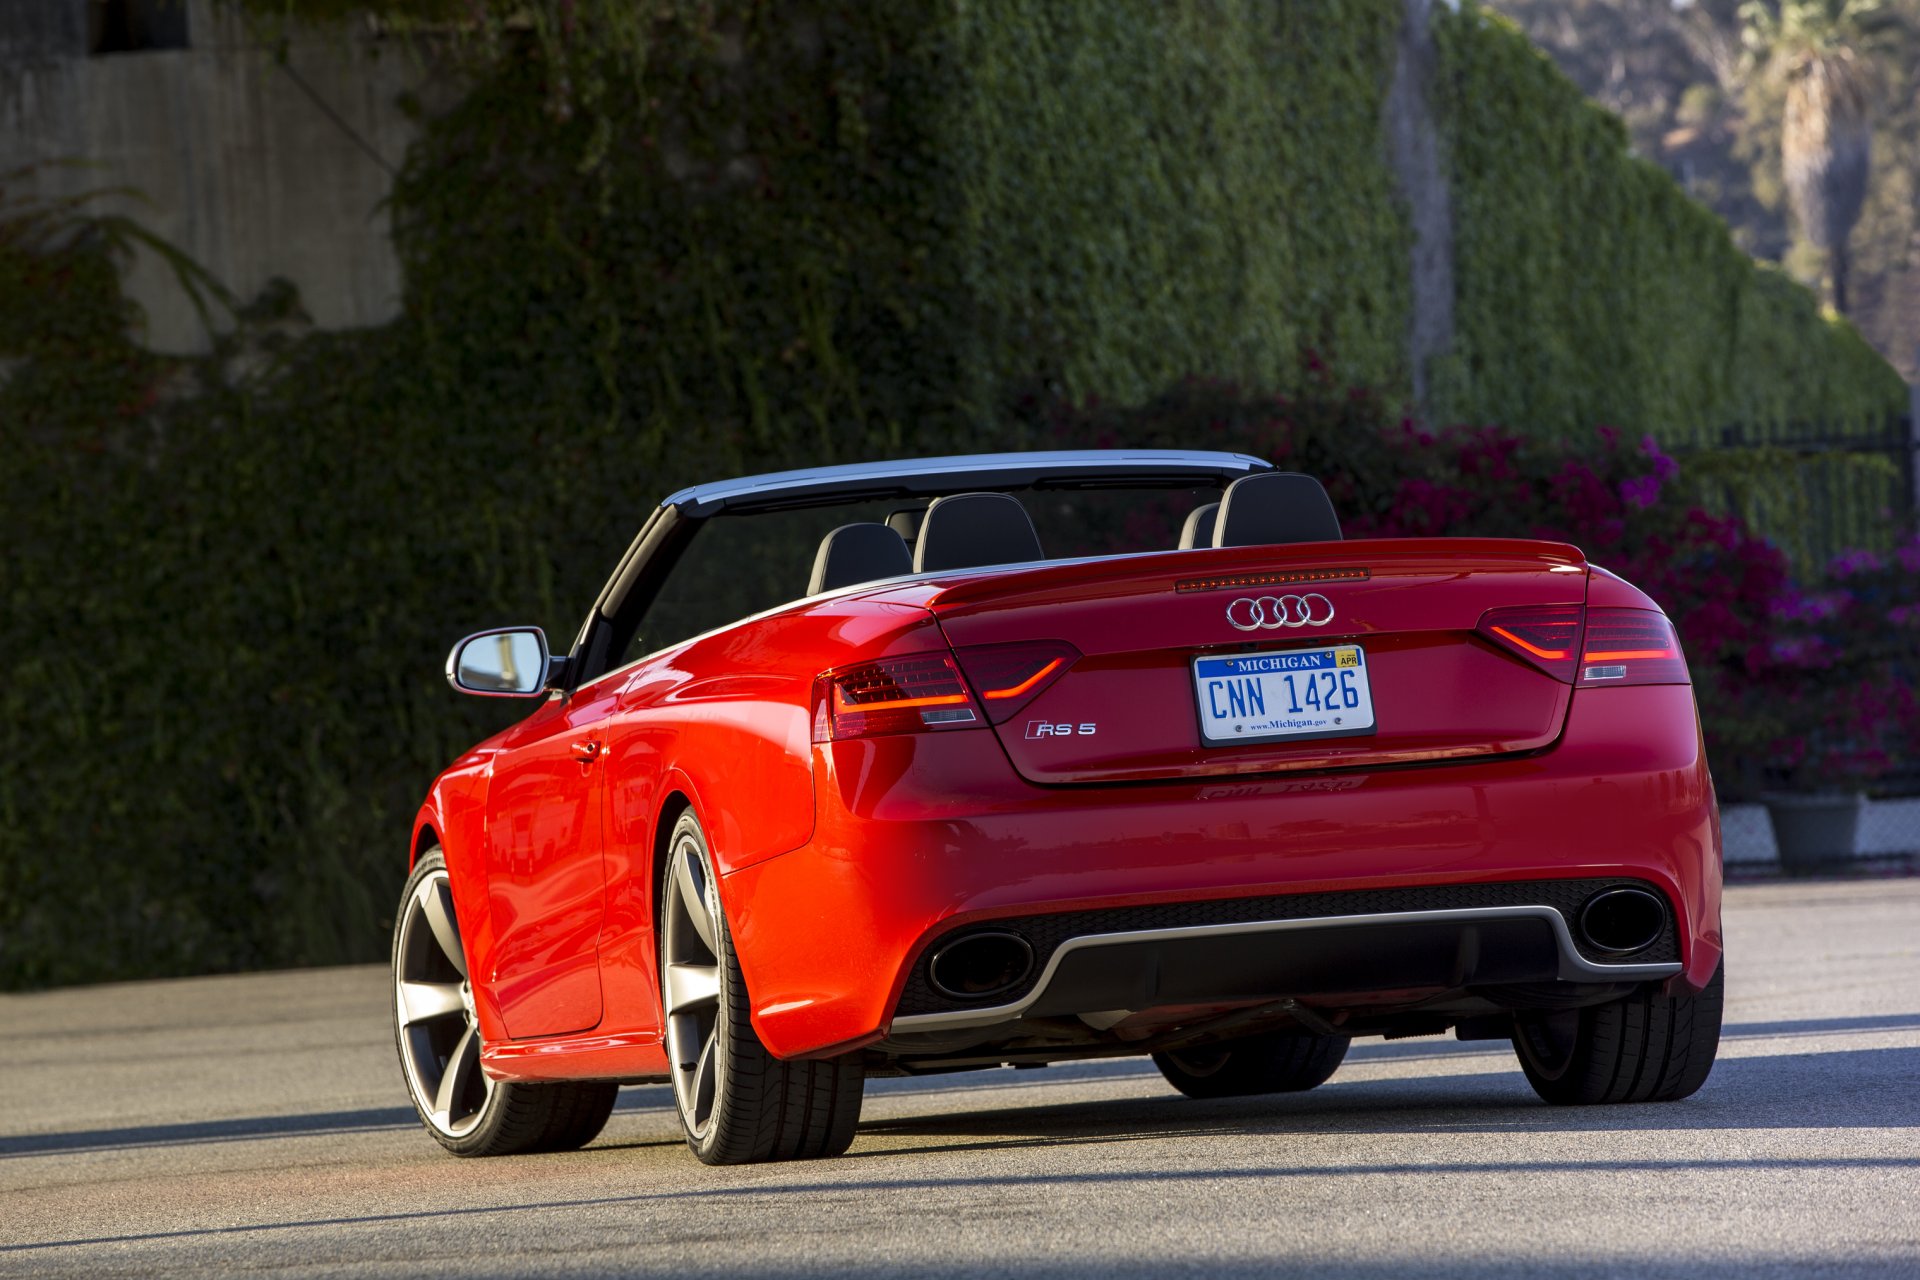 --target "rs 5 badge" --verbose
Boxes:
[1026,721,1096,738]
